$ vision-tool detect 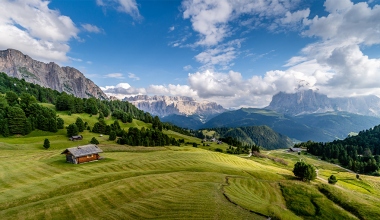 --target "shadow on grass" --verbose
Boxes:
[278,173,298,180]
[45,157,115,169]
